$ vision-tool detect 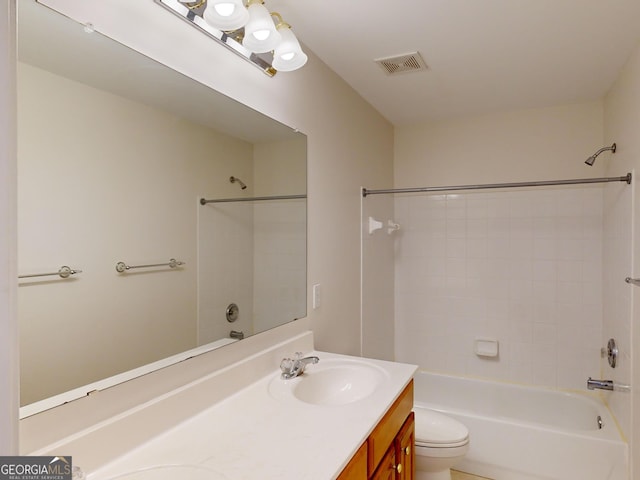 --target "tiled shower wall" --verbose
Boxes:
[253,199,307,334]
[198,202,254,344]
[197,200,306,345]
[394,186,604,390]
[603,181,633,438]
